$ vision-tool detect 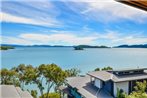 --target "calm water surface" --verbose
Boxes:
[1,47,147,73]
